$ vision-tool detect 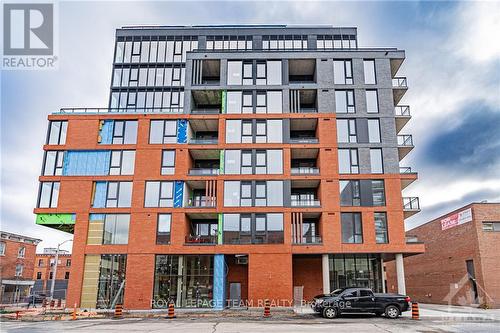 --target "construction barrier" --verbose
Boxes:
[50,299,55,308]
[263,299,271,318]
[15,311,20,320]
[57,299,62,308]
[411,302,420,320]
[114,303,123,319]
[72,304,77,320]
[166,302,176,319]
[42,299,48,308]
